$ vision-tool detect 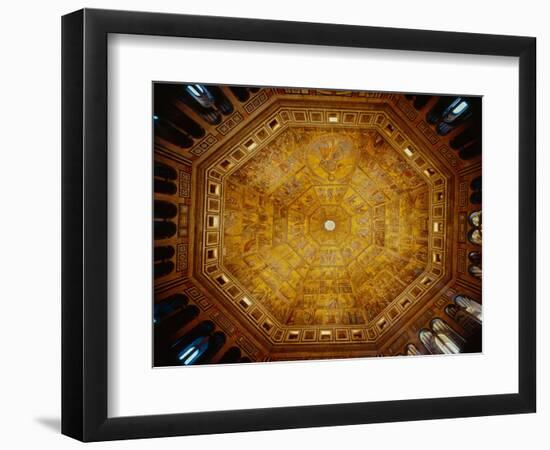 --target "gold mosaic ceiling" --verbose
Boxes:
[194,96,452,351]
[224,127,428,325]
